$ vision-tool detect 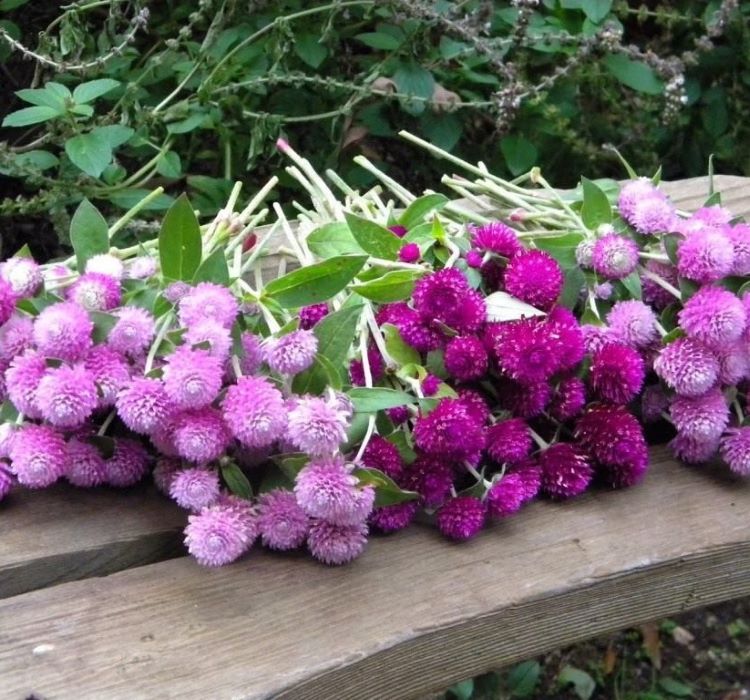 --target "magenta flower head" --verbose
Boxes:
[116,377,173,435]
[172,407,230,464]
[240,332,264,374]
[307,519,368,565]
[361,435,404,480]
[164,281,191,304]
[486,473,526,518]
[178,282,239,329]
[65,438,106,487]
[185,502,256,567]
[669,387,728,443]
[641,384,669,423]
[258,489,309,550]
[590,342,645,404]
[642,260,679,311]
[84,345,130,408]
[436,496,485,540]
[349,346,384,387]
[67,272,121,311]
[184,319,232,361]
[108,307,156,358]
[5,350,47,418]
[457,387,490,425]
[678,286,746,349]
[163,346,223,409]
[719,428,750,476]
[504,250,563,311]
[128,256,158,280]
[286,394,350,456]
[654,337,719,397]
[401,455,454,508]
[169,467,220,511]
[466,250,483,268]
[671,432,719,464]
[265,329,318,375]
[550,376,586,421]
[370,501,418,534]
[592,234,639,280]
[34,302,93,362]
[726,223,750,276]
[617,178,664,221]
[486,418,531,465]
[507,458,542,502]
[470,221,522,257]
[9,424,66,488]
[1,257,42,298]
[421,374,441,396]
[399,242,420,264]
[0,313,34,363]
[222,376,287,448]
[86,253,124,280]
[484,318,561,384]
[716,342,750,385]
[539,443,592,499]
[412,268,485,334]
[497,377,552,418]
[677,226,734,283]
[377,302,442,353]
[299,303,328,330]
[606,300,658,349]
[389,224,408,238]
[104,438,150,487]
[36,363,98,428]
[386,405,409,425]
[413,398,486,462]
[547,306,586,371]
[631,196,675,235]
